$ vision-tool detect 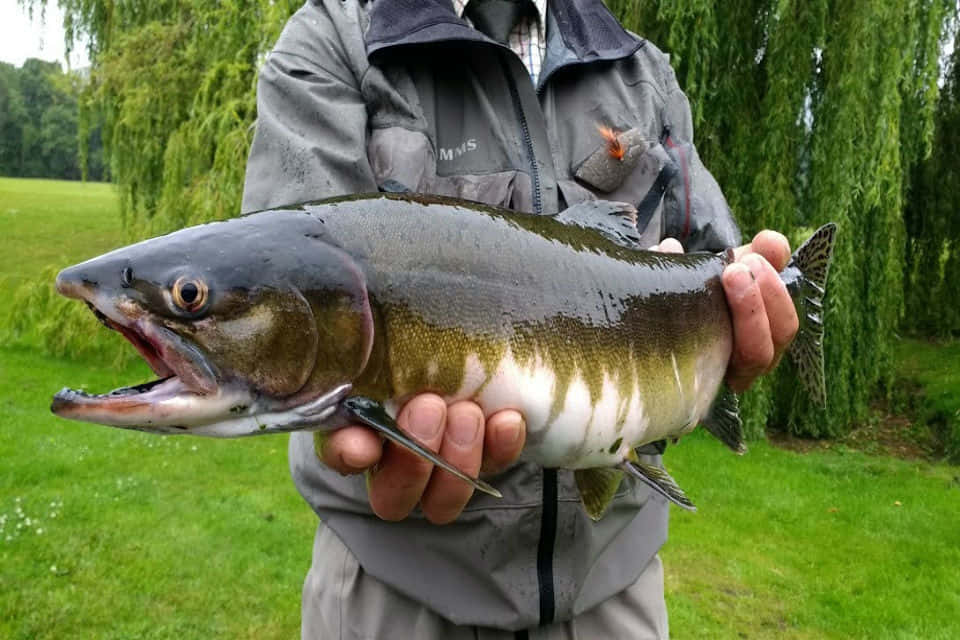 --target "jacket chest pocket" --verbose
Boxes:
[559,126,677,247]
[364,53,535,210]
[368,125,533,210]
